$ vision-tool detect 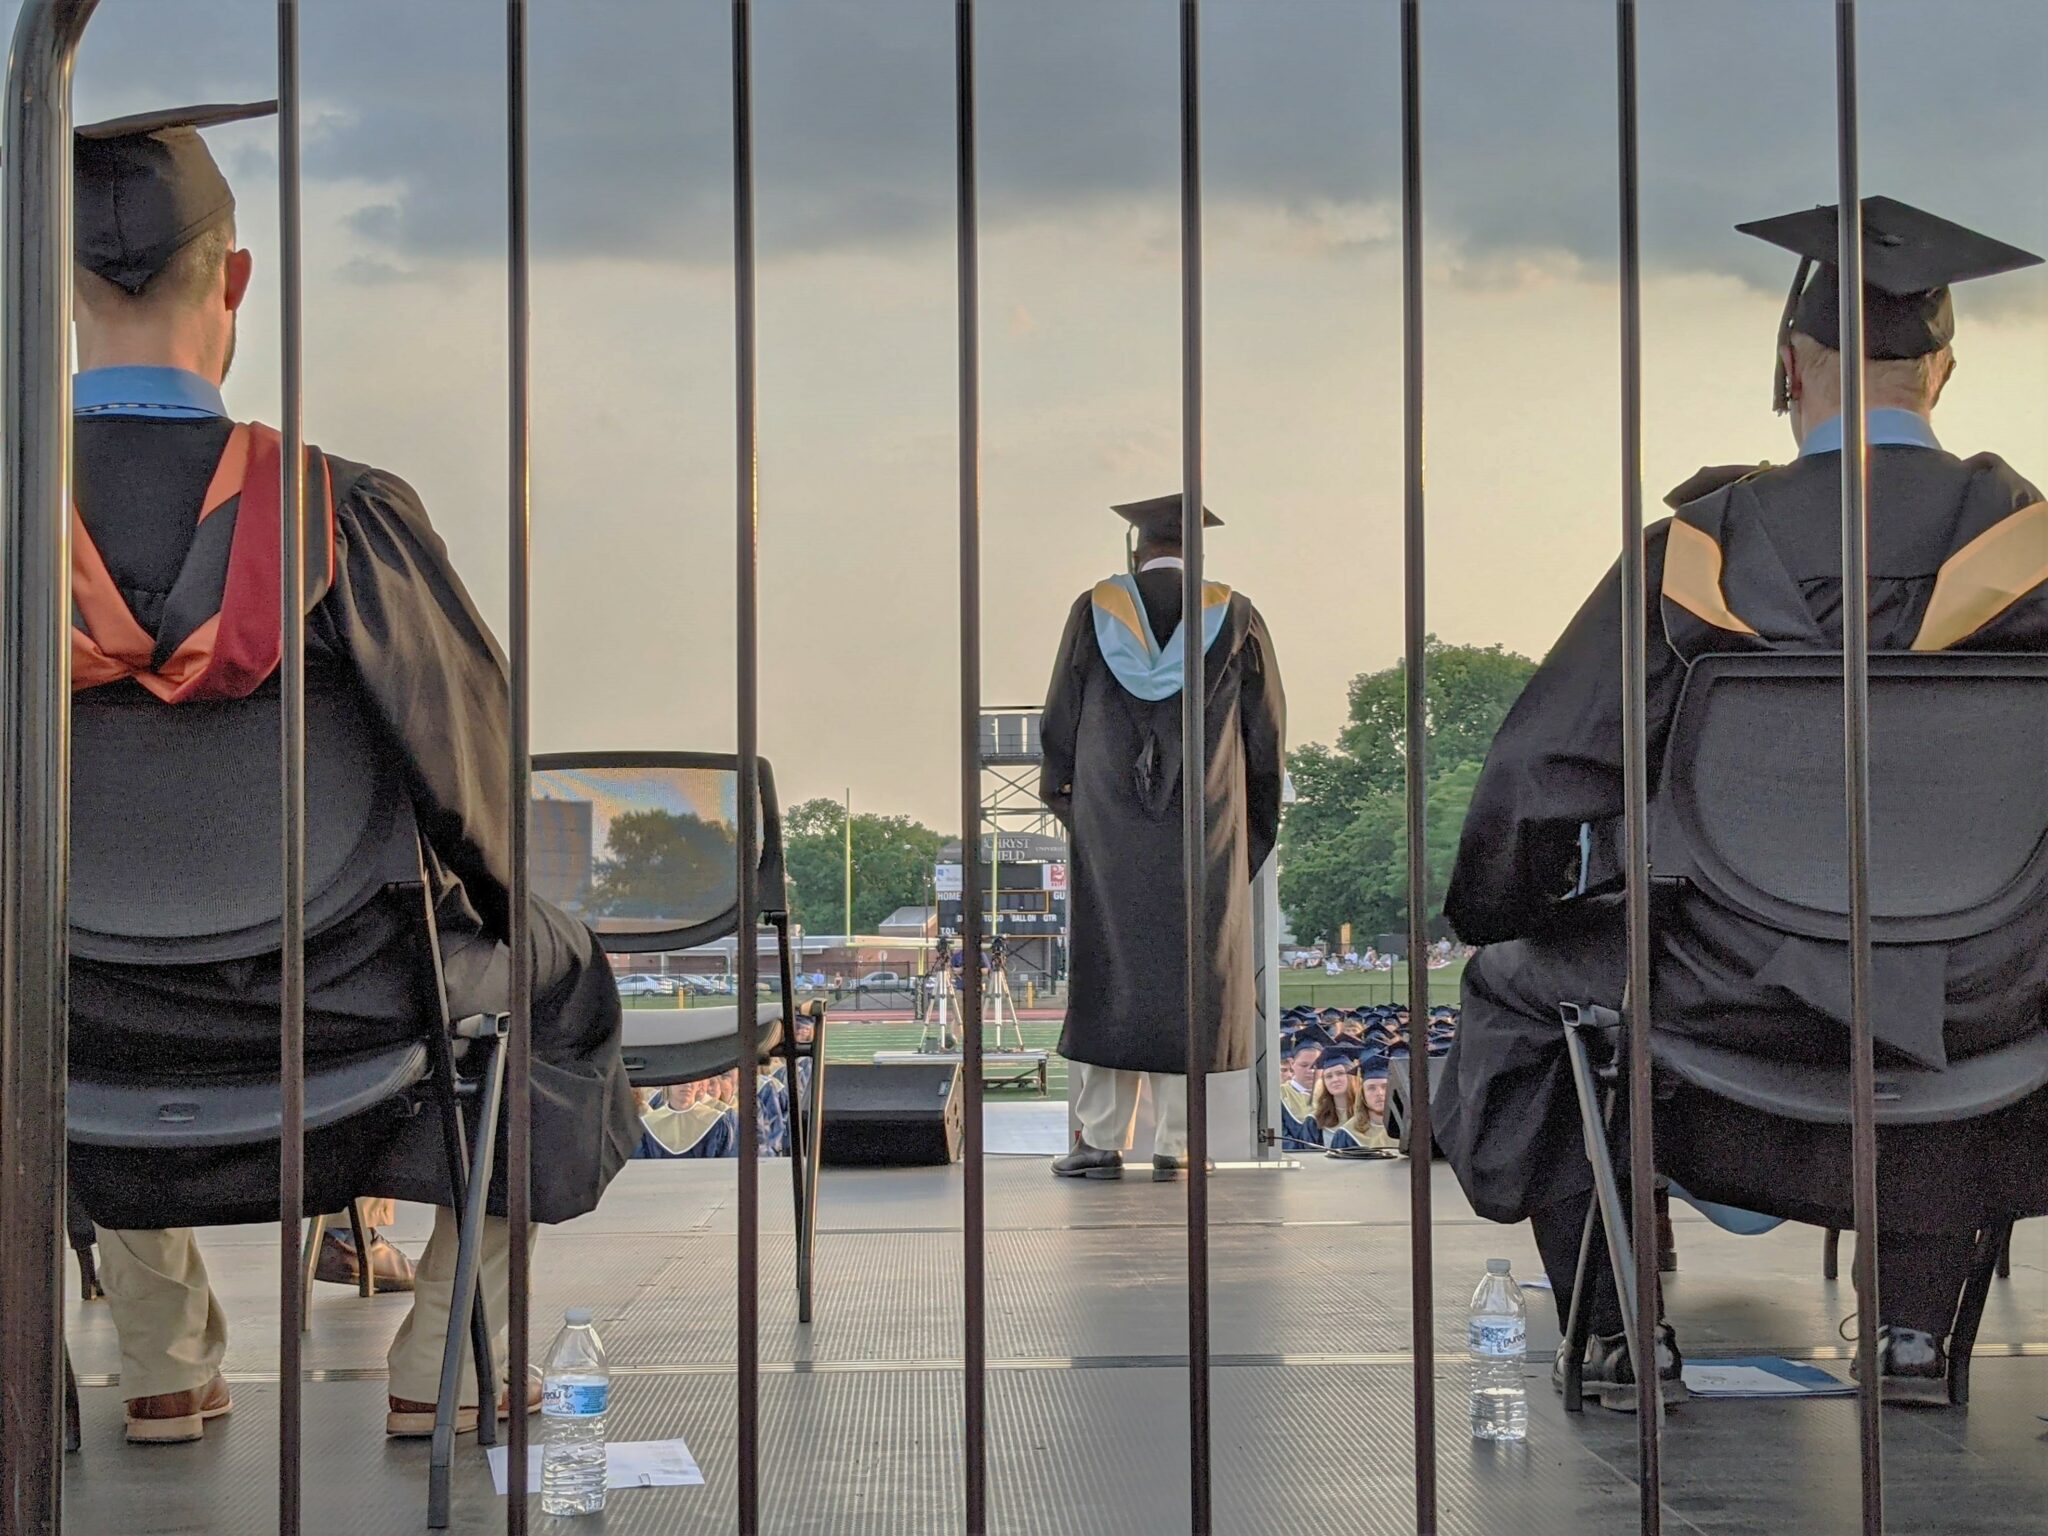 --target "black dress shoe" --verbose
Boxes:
[1150,1154,1217,1182]
[1051,1143,1123,1179]
[1553,1323,1689,1411]
[1850,1324,1948,1405]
